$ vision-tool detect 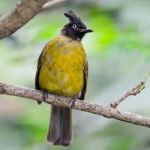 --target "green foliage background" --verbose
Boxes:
[1,0,150,150]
